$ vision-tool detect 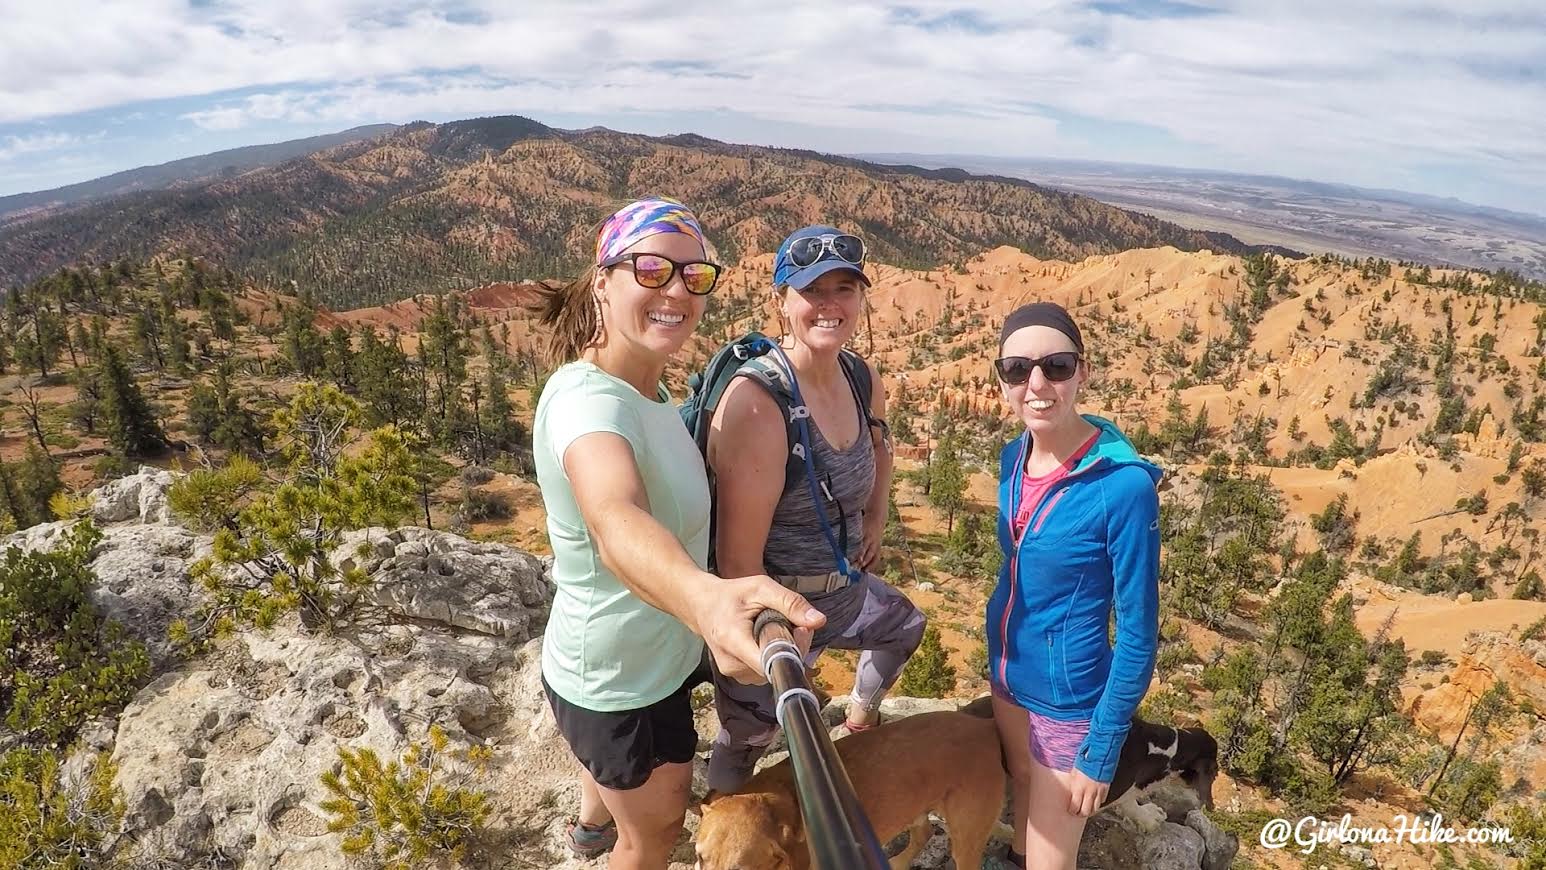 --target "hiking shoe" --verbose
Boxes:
[565,818,617,858]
